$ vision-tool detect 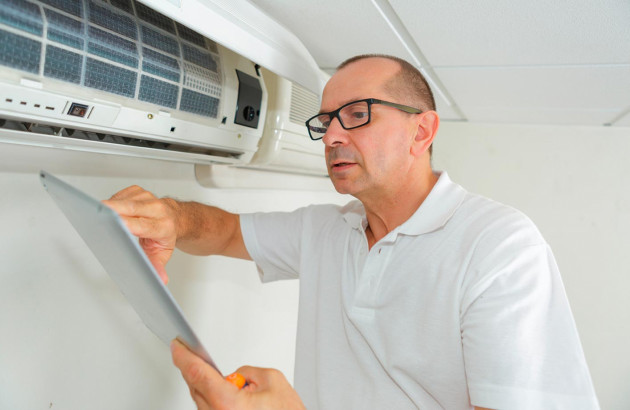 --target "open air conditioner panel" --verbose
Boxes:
[0,0,266,165]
